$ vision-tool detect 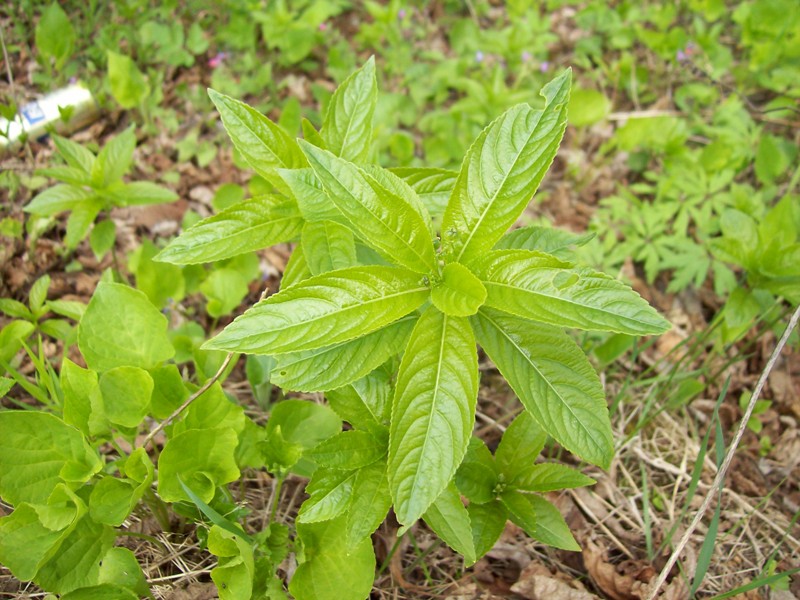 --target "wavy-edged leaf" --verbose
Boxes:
[297,469,356,523]
[205,266,428,355]
[272,316,415,392]
[290,516,375,600]
[391,167,457,221]
[441,70,572,265]
[301,220,357,275]
[345,460,392,547]
[476,250,671,335]
[388,308,479,526]
[495,225,594,258]
[300,142,437,273]
[0,412,101,505]
[472,308,613,468]
[423,482,476,565]
[208,89,307,185]
[512,463,595,493]
[321,56,377,162]
[156,195,303,264]
[468,500,507,560]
